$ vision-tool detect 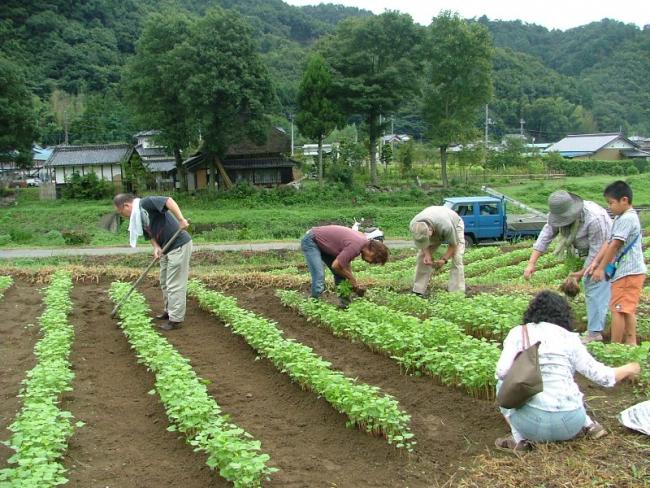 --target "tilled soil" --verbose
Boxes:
[0,279,640,487]
[0,281,42,468]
